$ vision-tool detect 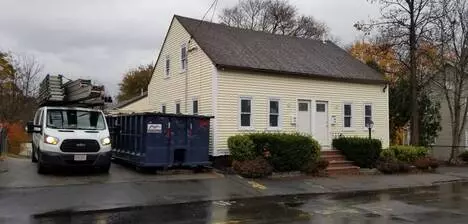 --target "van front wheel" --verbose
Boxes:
[37,161,49,175]
[100,163,111,174]
[36,152,49,174]
[31,148,38,163]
